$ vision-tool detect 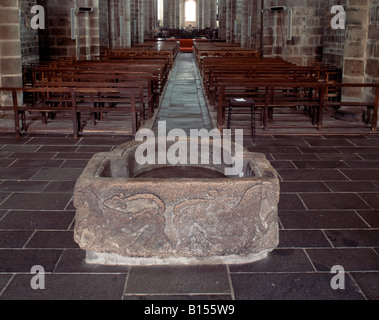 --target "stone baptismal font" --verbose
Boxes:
[73,137,280,266]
